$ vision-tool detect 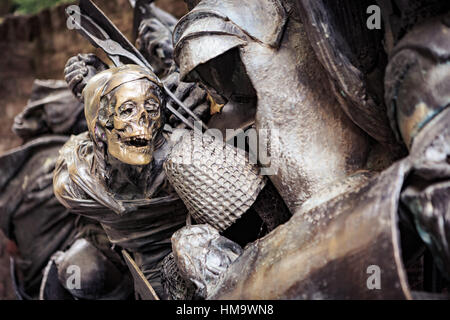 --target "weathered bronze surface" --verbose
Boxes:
[12,80,86,140]
[385,13,450,148]
[122,249,159,300]
[169,0,450,299]
[297,0,396,149]
[171,224,243,299]
[160,252,196,300]
[208,108,450,299]
[53,66,188,297]
[173,0,371,214]
[0,136,75,298]
[2,0,450,300]
[83,65,165,166]
[0,79,88,298]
